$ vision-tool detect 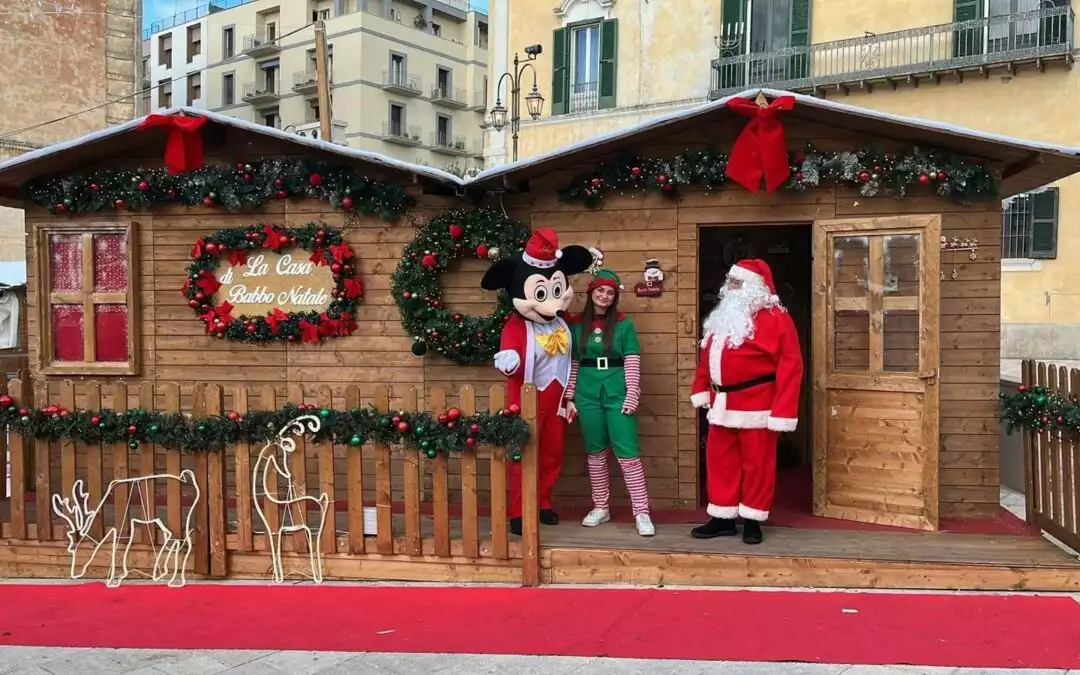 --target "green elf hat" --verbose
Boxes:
[588,268,624,292]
